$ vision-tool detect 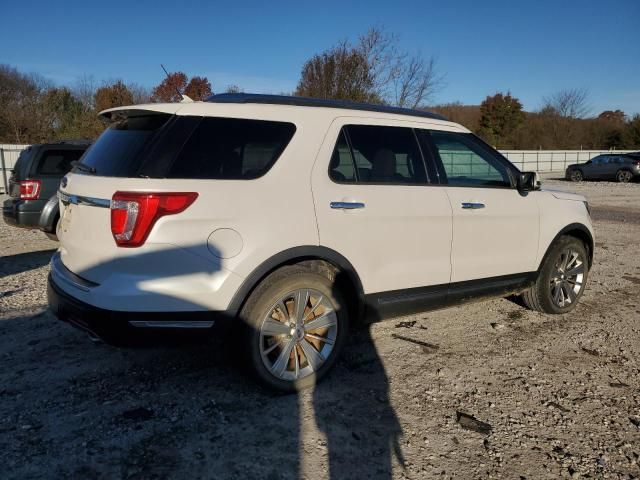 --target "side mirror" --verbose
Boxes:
[518,171,541,192]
